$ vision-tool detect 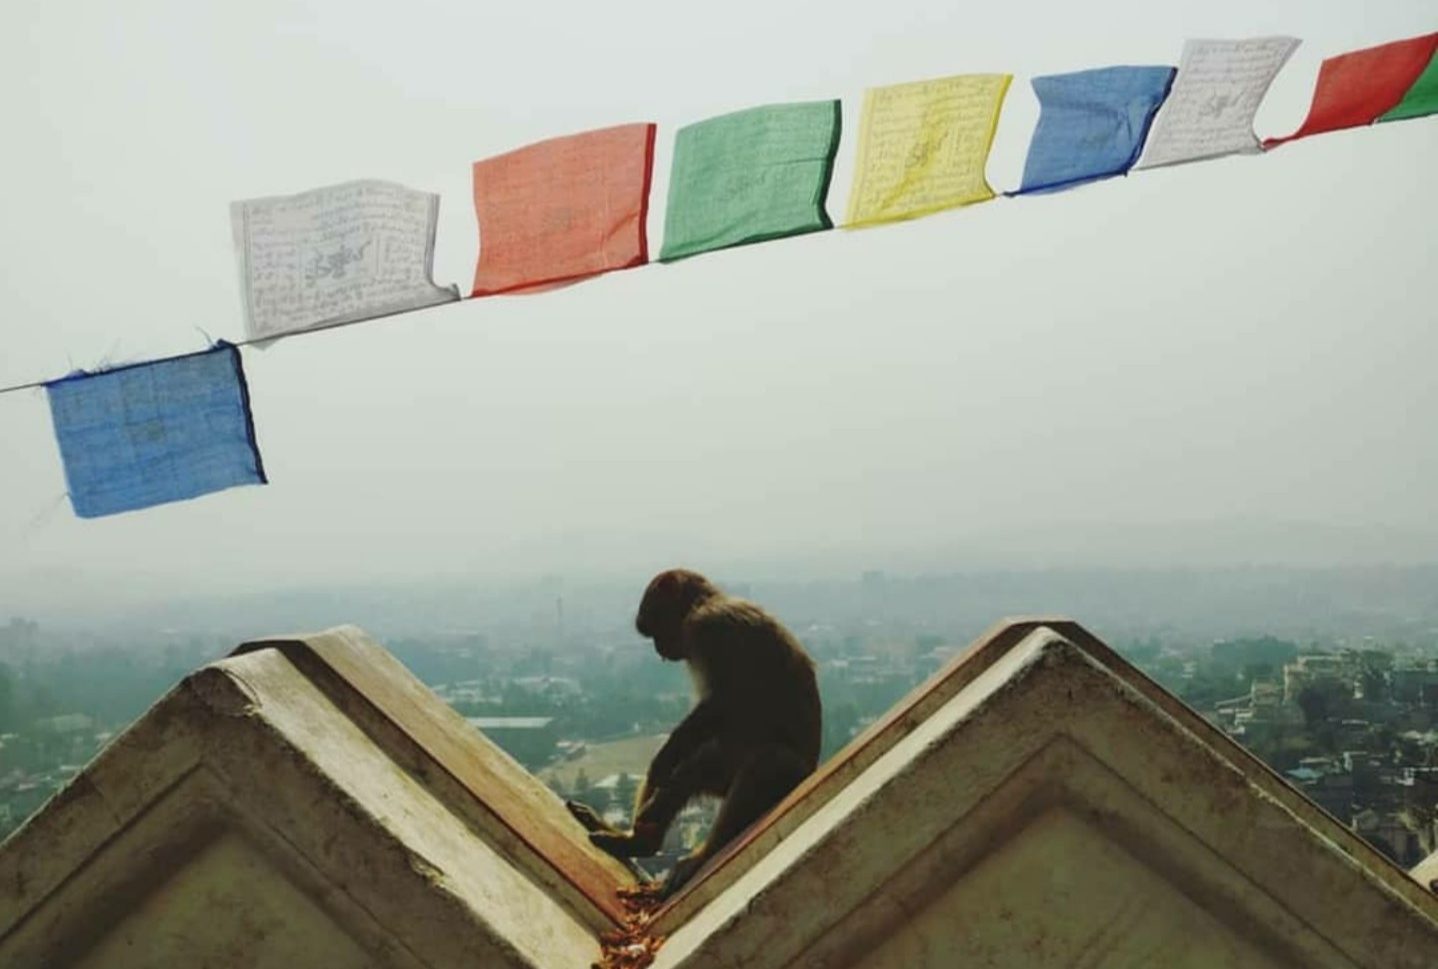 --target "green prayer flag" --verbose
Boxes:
[658,100,841,262]
[1380,50,1438,122]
